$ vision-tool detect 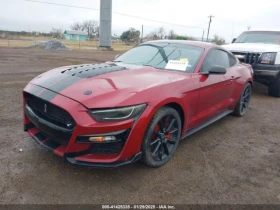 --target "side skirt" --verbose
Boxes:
[181,110,233,139]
